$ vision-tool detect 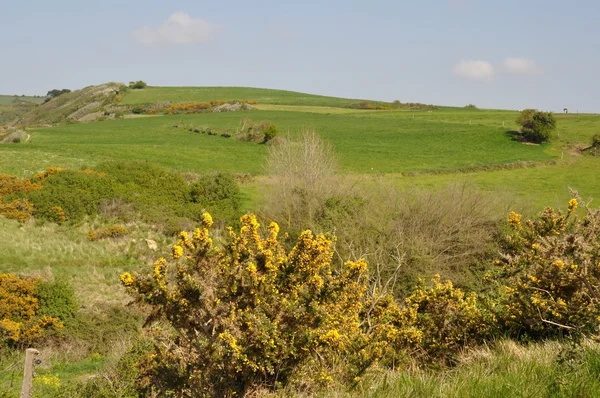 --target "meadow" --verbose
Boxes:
[0,95,45,105]
[1,94,598,208]
[119,86,373,108]
[1,86,599,397]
